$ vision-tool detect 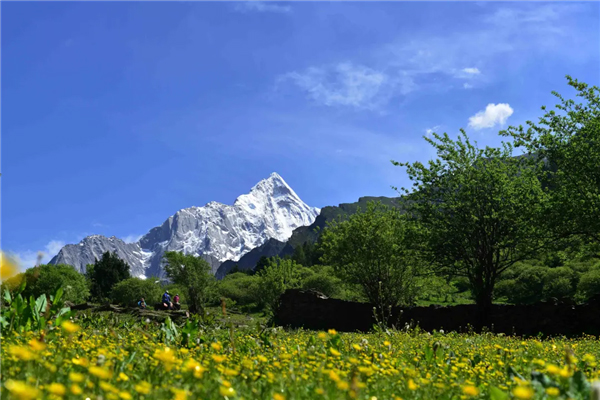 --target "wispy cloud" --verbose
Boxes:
[123,234,143,244]
[278,62,414,111]
[425,125,441,138]
[9,240,66,271]
[278,3,588,111]
[462,68,481,75]
[233,1,291,14]
[468,103,514,130]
